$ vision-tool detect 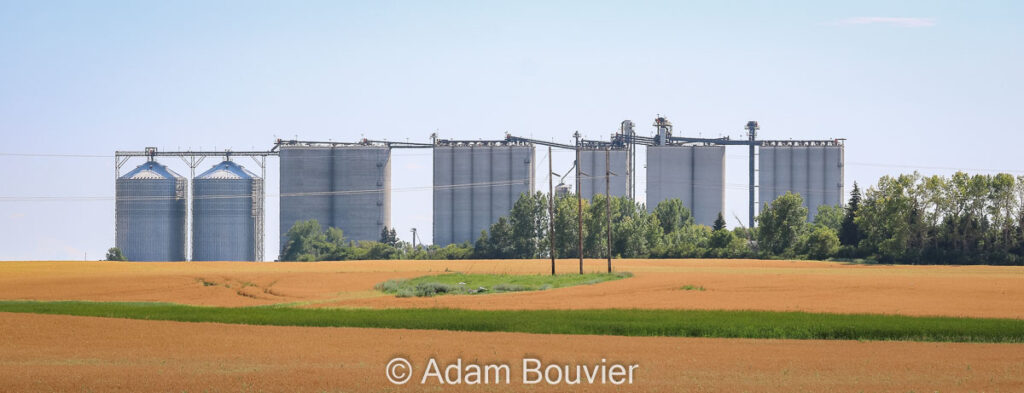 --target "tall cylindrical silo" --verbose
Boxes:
[432,146,454,247]
[491,146,513,224]
[693,146,725,227]
[792,147,809,207]
[192,160,262,261]
[332,146,391,243]
[115,160,187,261]
[824,146,844,206]
[279,146,332,251]
[471,145,493,237]
[807,147,826,219]
[775,147,793,205]
[580,149,630,201]
[758,146,776,211]
[509,145,535,202]
[451,147,473,243]
[645,146,695,214]
[608,150,629,197]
